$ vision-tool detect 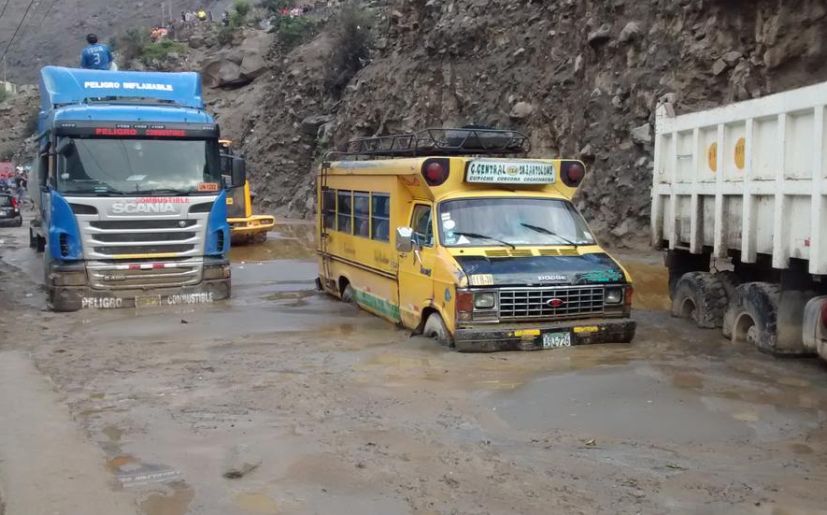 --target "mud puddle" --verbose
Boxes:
[485,365,758,444]
[230,222,315,263]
